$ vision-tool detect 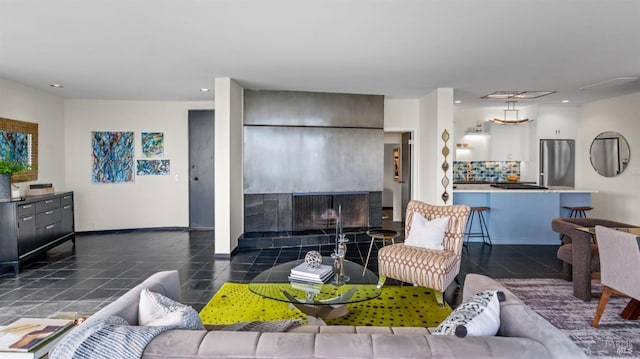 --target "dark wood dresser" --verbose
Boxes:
[0,191,74,274]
